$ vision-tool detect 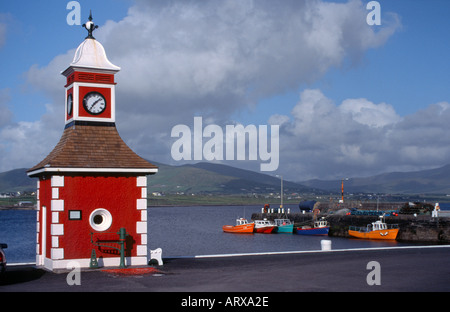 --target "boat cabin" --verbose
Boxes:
[274,219,293,226]
[314,220,328,228]
[236,218,250,225]
[371,220,387,231]
[255,219,275,226]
